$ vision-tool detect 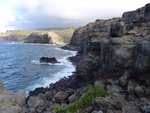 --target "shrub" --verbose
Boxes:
[54,85,110,113]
